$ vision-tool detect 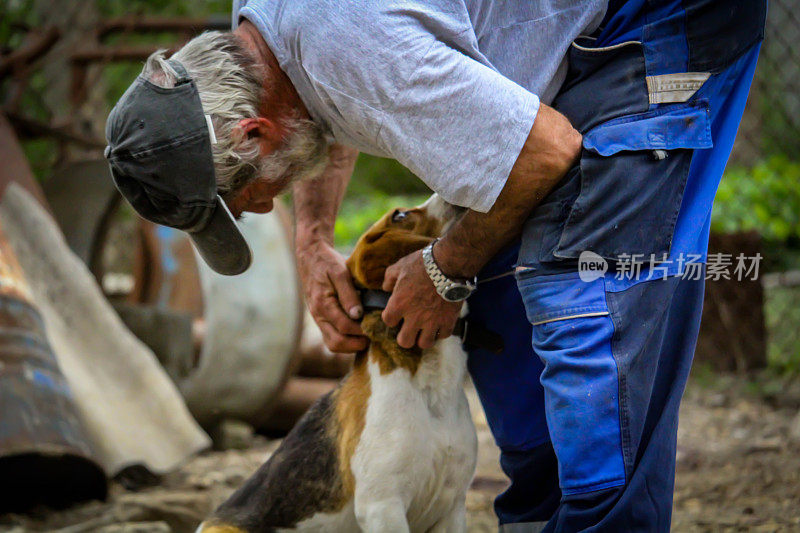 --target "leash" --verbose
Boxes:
[360,290,504,355]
